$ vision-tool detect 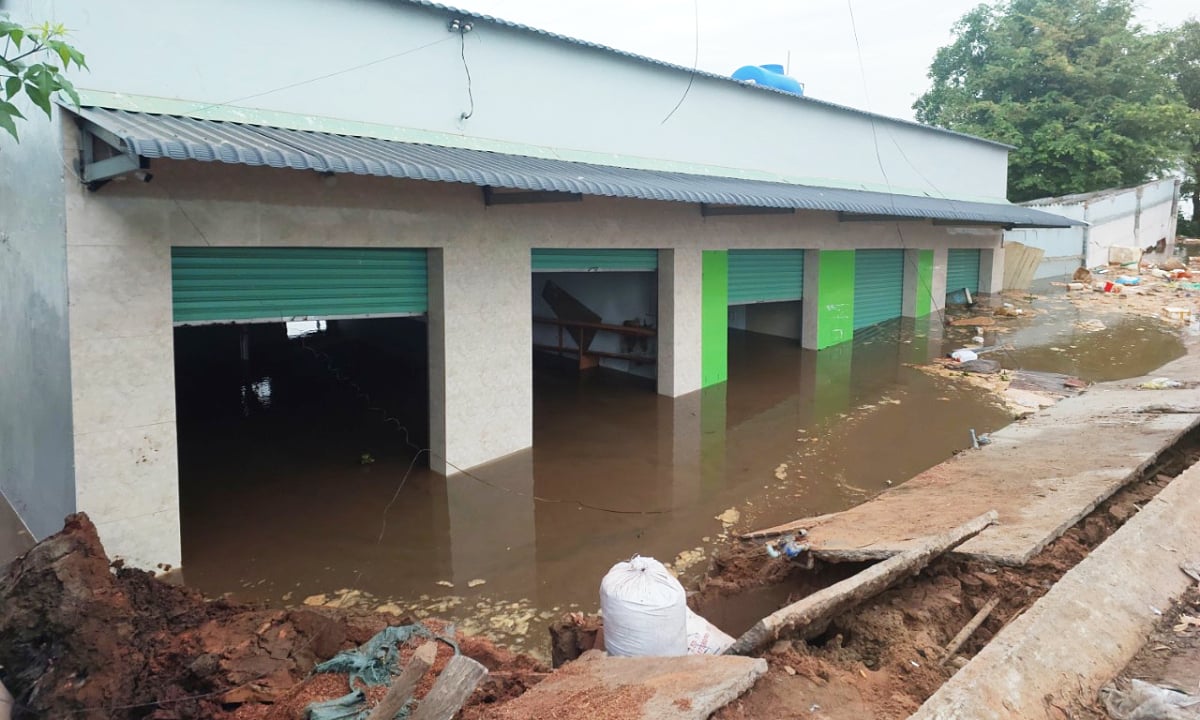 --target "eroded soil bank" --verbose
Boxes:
[686,428,1200,720]
[0,514,545,720]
